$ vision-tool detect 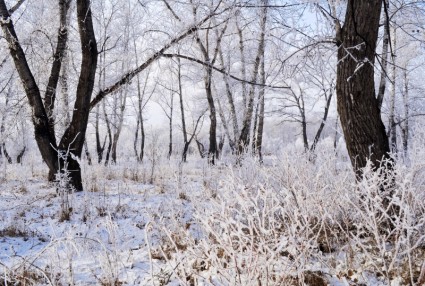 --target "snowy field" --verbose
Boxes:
[0,138,424,286]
